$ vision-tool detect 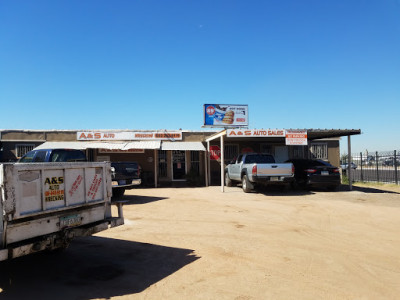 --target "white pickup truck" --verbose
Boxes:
[225,153,295,192]
[0,161,124,261]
